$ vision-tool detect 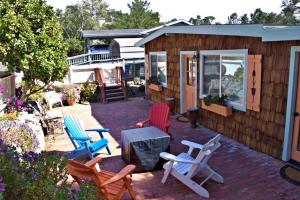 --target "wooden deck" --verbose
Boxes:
[47,97,300,200]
